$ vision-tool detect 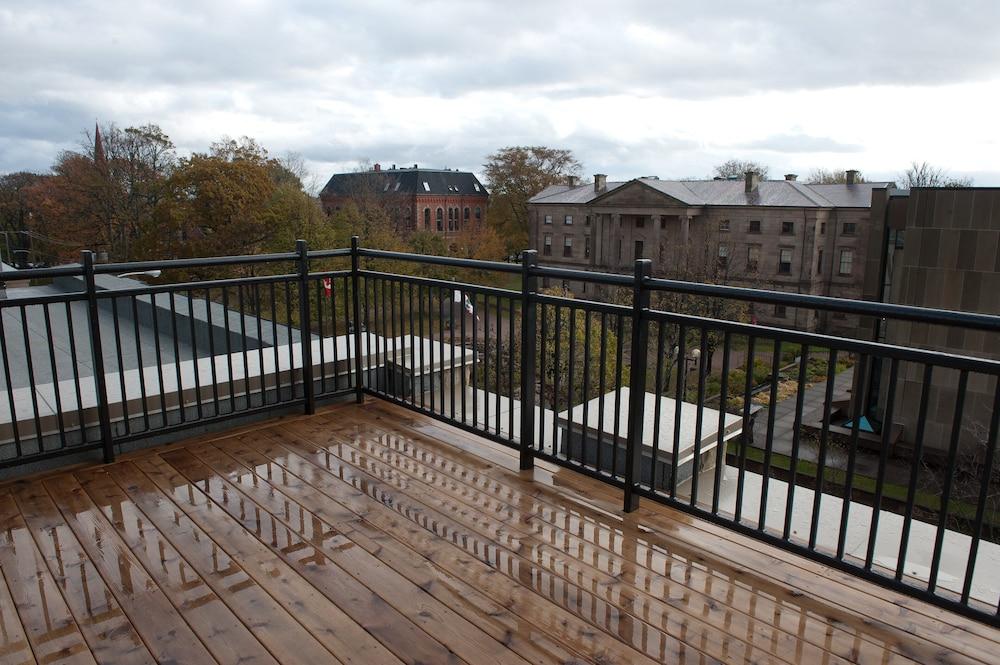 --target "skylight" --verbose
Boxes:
[423,181,430,191]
